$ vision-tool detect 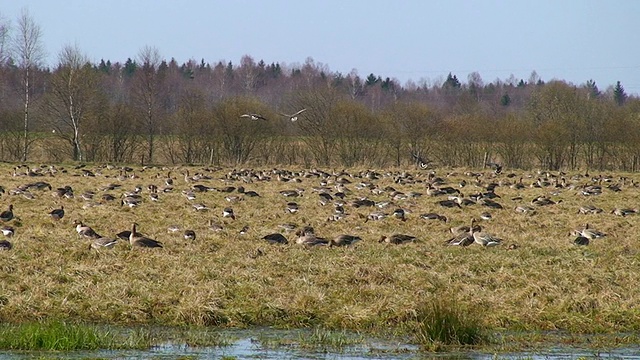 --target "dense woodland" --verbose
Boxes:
[0,12,639,170]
